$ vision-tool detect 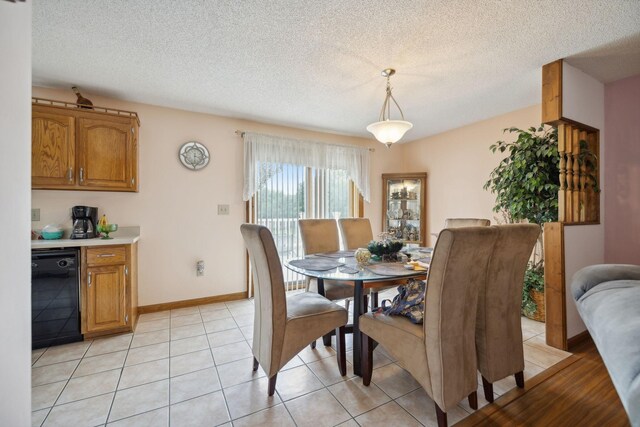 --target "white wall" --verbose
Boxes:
[31,87,404,306]
[561,61,606,338]
[0,1,32,425]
